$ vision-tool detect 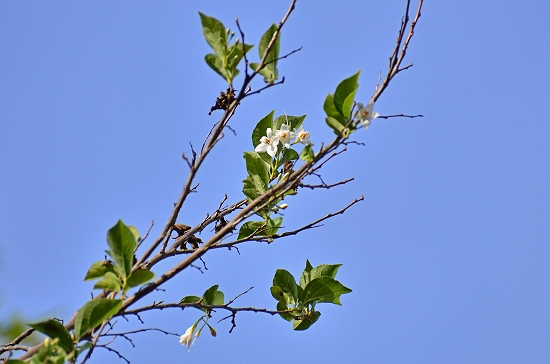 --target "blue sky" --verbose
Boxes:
[1,0,549,363]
